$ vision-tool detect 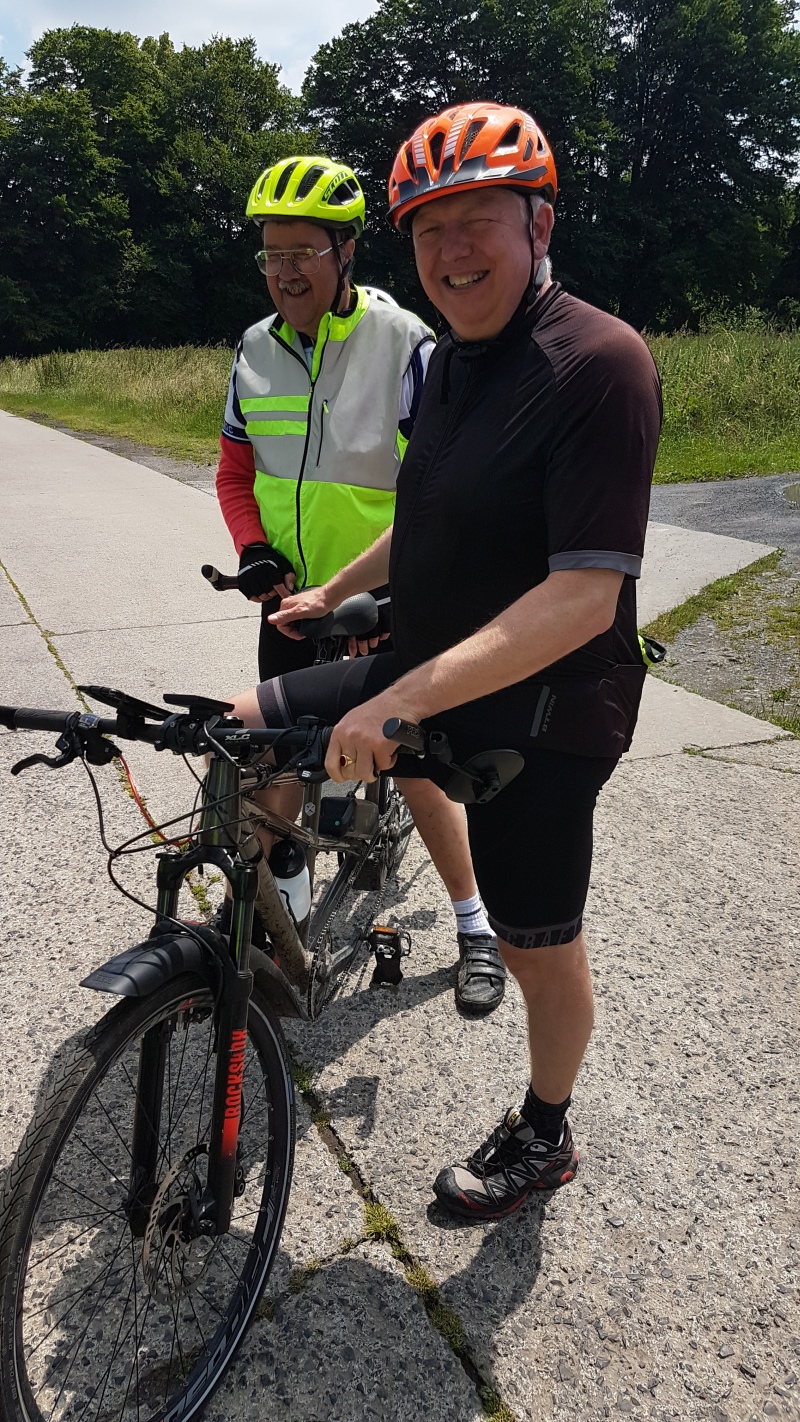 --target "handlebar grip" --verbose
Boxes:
[383,717,427,757]
[290,593,379,641]
[7,708,74,732]
[201,565,240,593]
